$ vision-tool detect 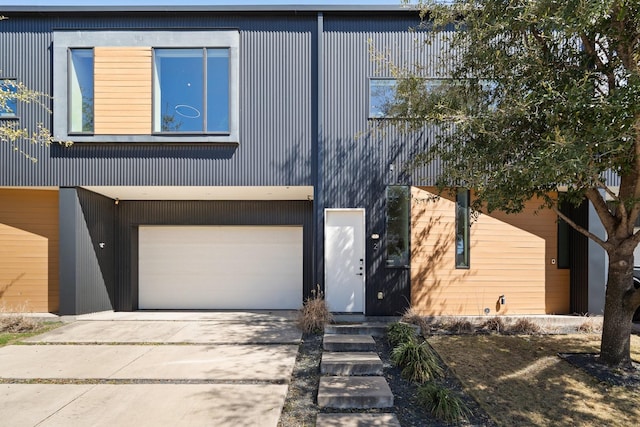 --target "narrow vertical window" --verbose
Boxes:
[0,78,18,118]
[206,48,230,133]
[69,49,94,133]
[557,218,570,269]
[455,188,470,268]
[386,185,410,267]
